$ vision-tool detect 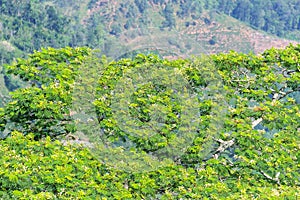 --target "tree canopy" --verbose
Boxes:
[0,45,299,198]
